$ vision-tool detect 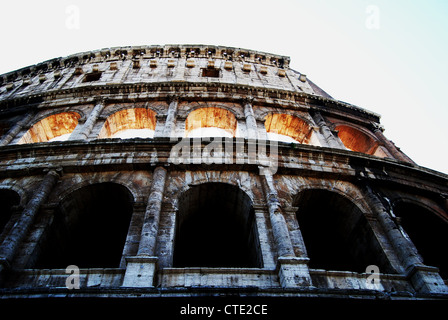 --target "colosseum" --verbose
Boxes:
[0,44,447,310]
